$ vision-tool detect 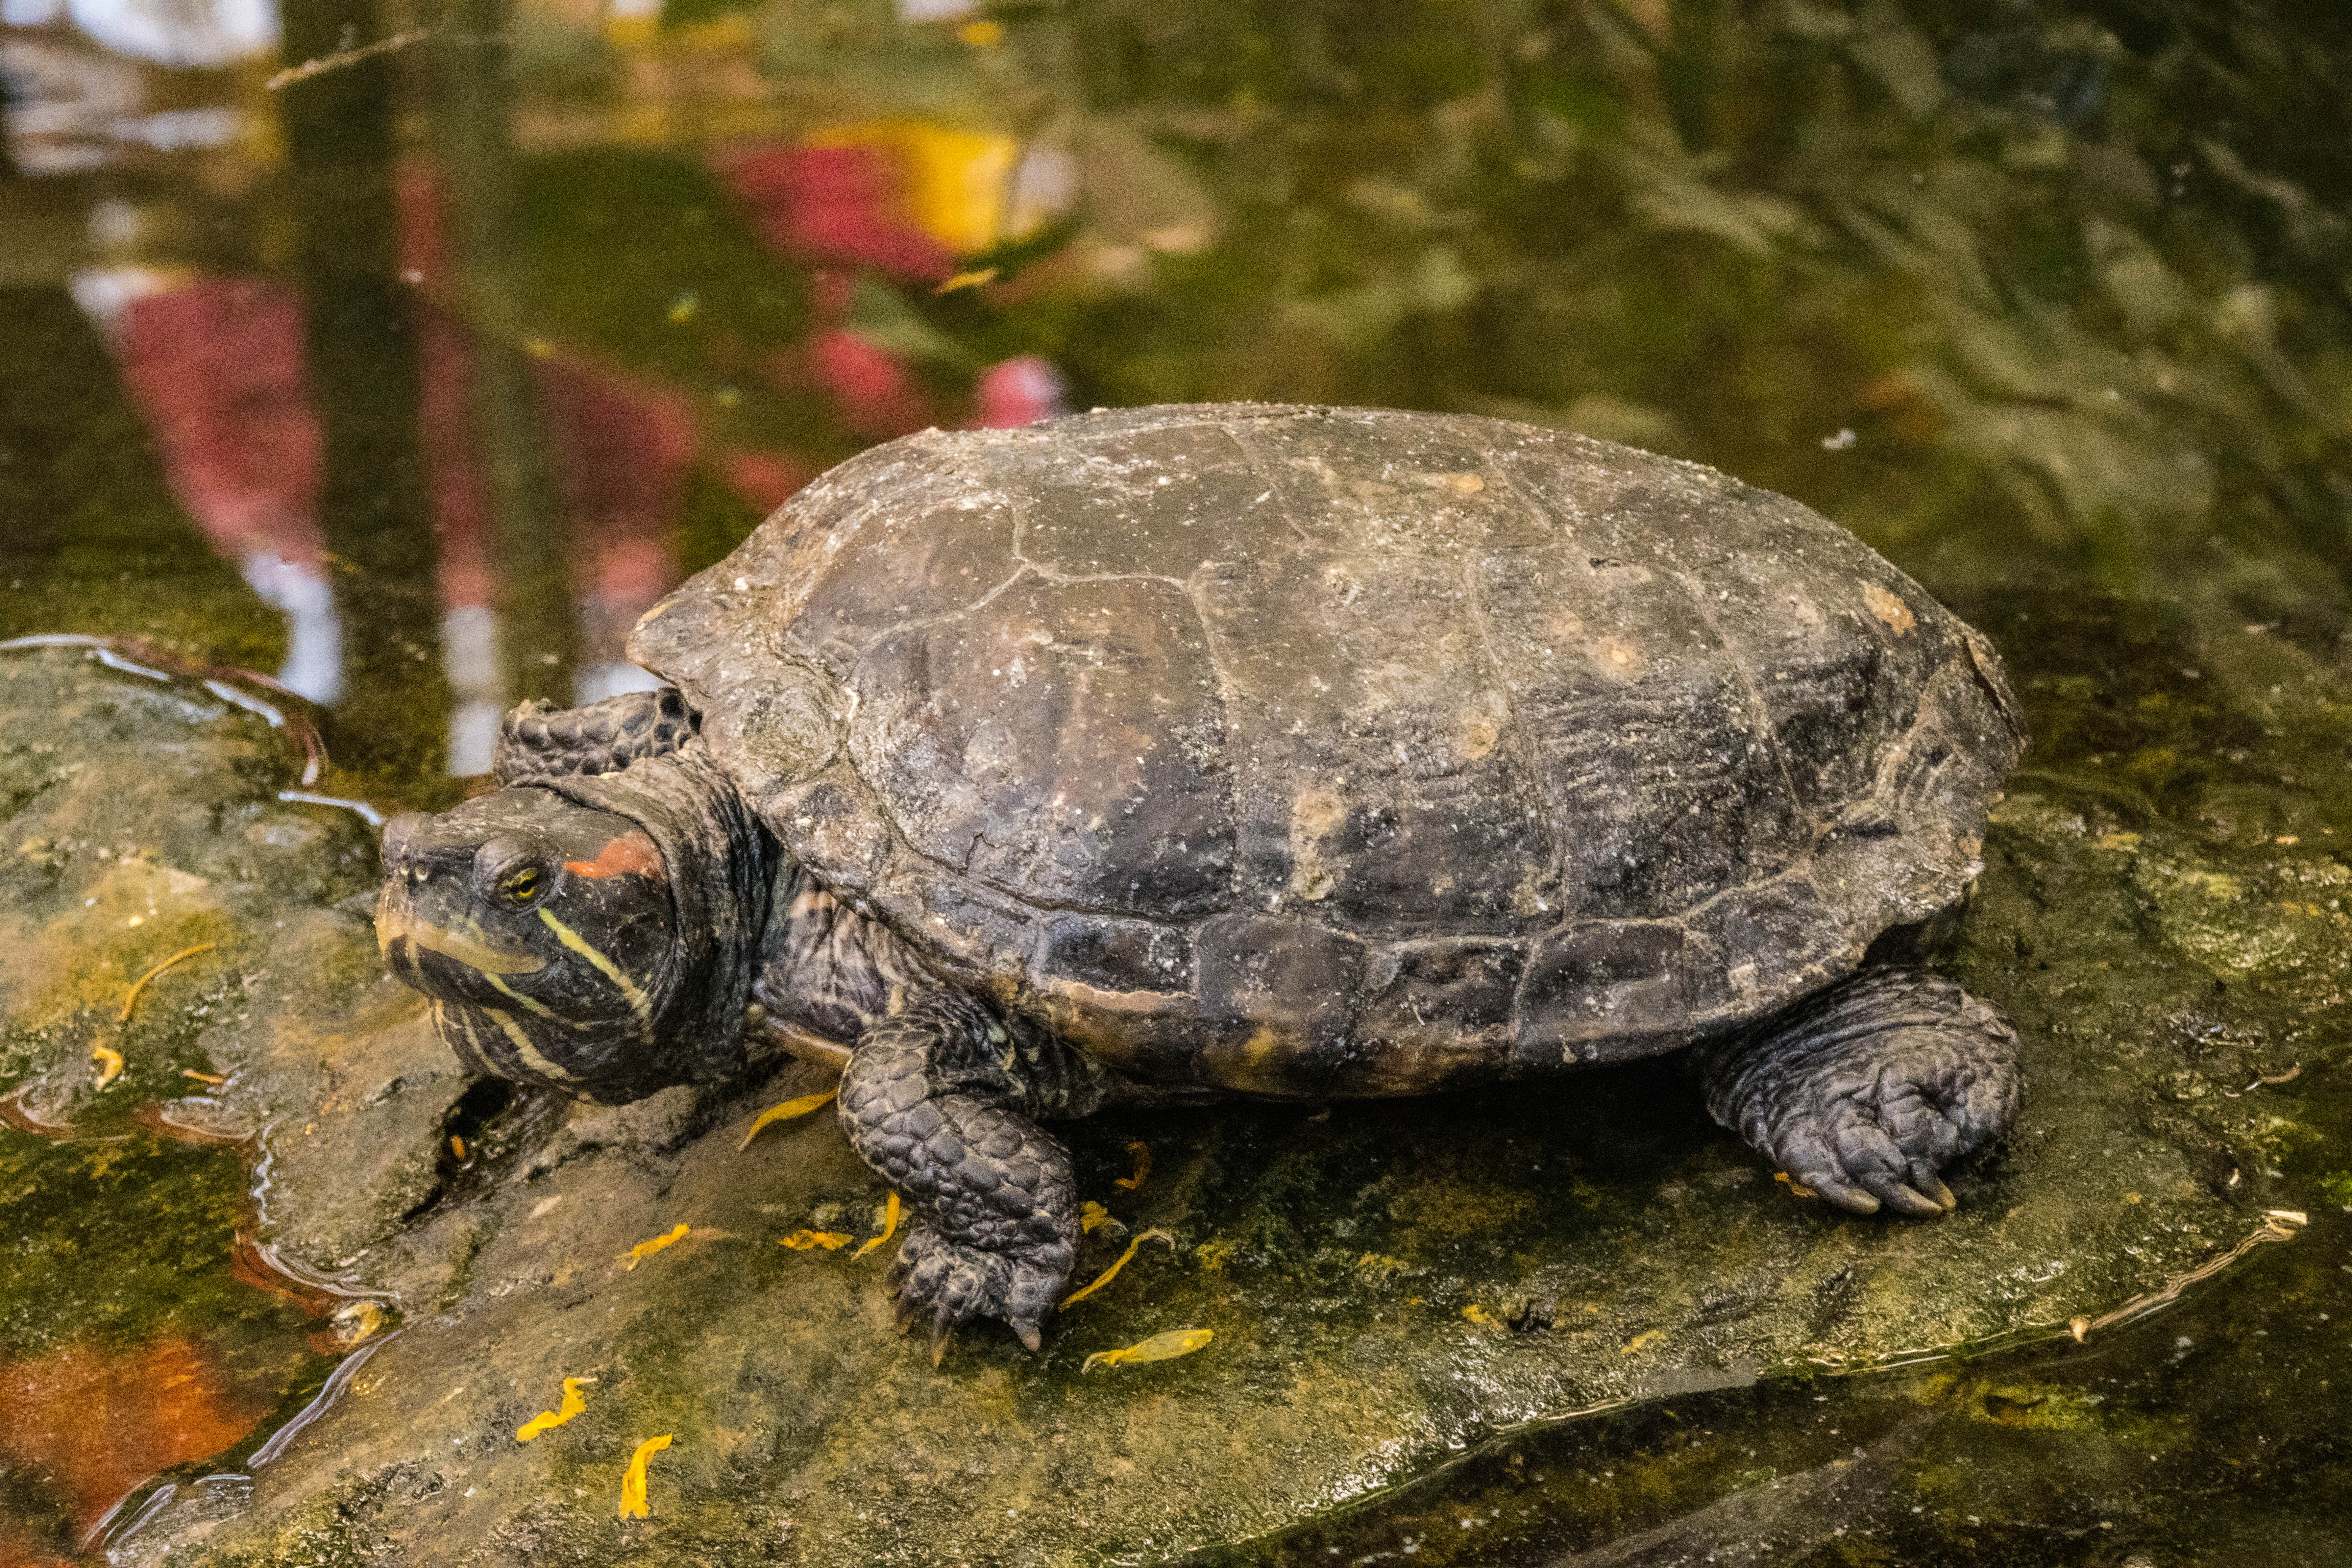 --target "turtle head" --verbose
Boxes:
[378,789,683,1099]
